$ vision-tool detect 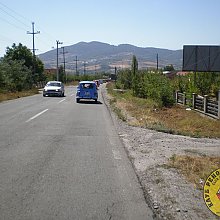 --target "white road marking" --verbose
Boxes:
[26,109,49,122]
[112,149,122,160]
[70,94,74,97]
[58,99,66,103]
